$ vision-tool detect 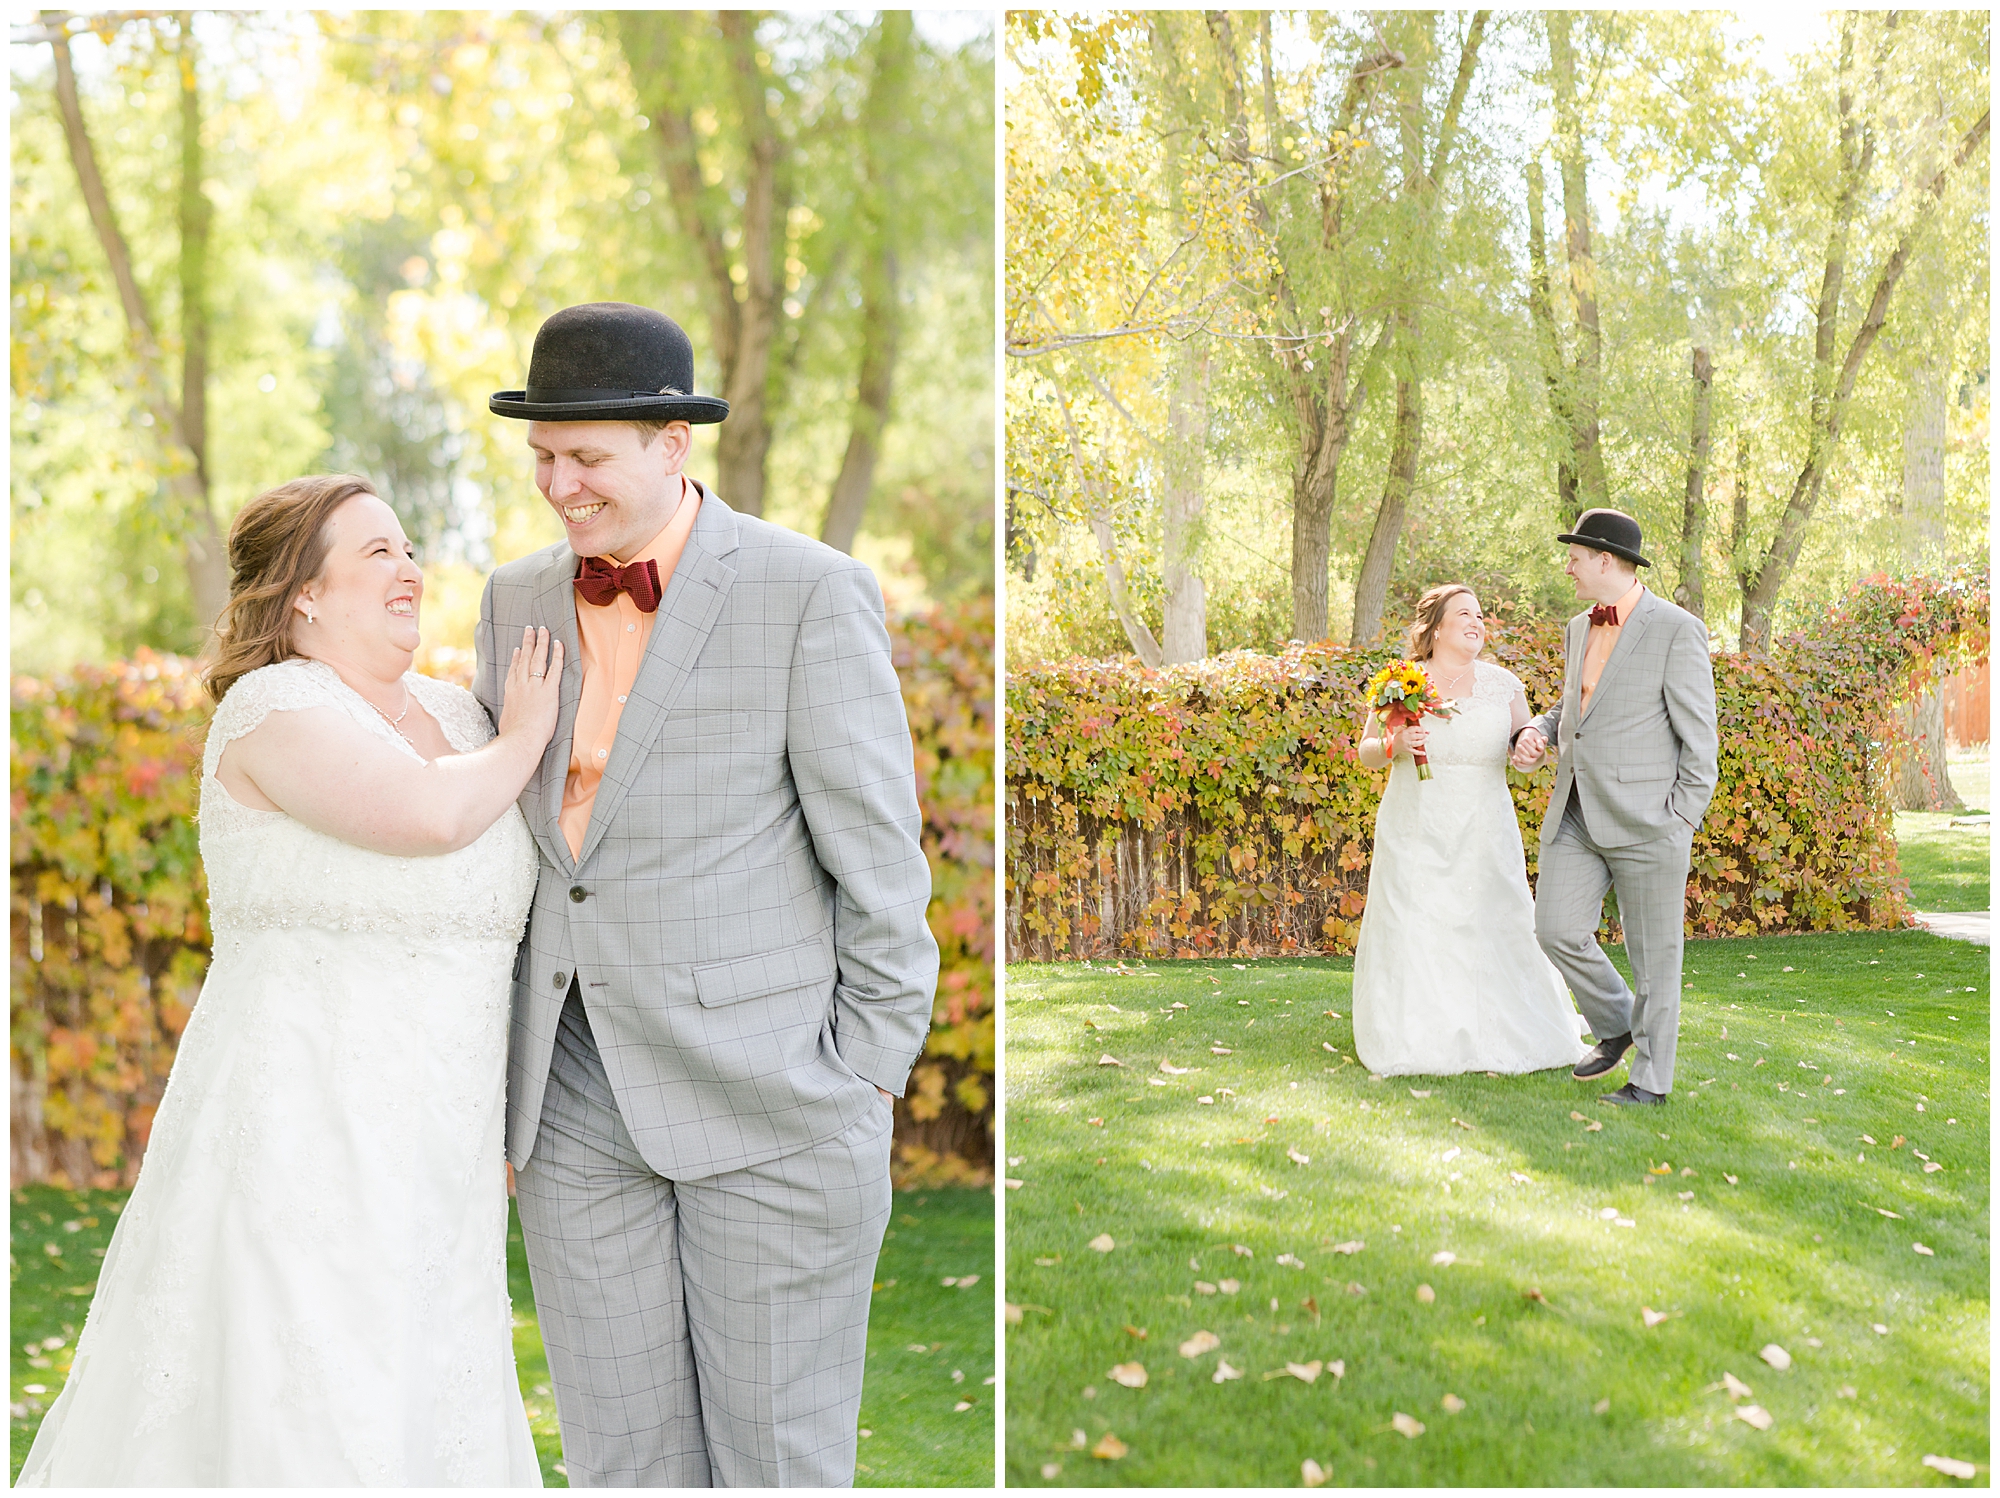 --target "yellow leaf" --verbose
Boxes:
[1212,1359,1243,1383]
[1218,1278,1241,1294]
[1108,1361,1147,1388]
[1004,1302,1023,1325]
[1091,1433,1128,1460]
[1442,1393,1465,1413]
[1302,1457,1329,1487]
[1089,1233,1116,1252]
[1390,1412,1425,1438]
[1194,1281,1218,1295]
[1179,1330,1220,1358]
[1416,1284,1436,1304]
